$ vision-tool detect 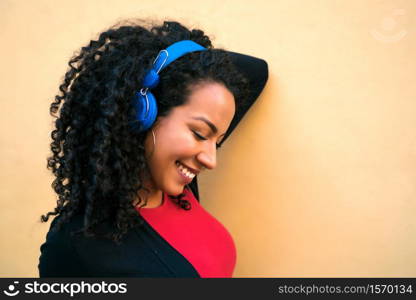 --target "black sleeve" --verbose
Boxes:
[220,52,269,146]
[38,217,88,277]
[188,52,269,202]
